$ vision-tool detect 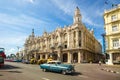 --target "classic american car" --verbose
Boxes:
[40,61,75,74]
